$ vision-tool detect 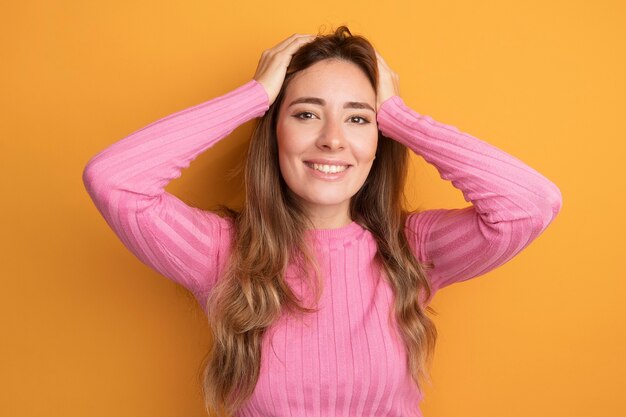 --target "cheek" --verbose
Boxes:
[276,124,292,160]
[276,124,304,183]
[276,119,302,156]
[354,133,379,163]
